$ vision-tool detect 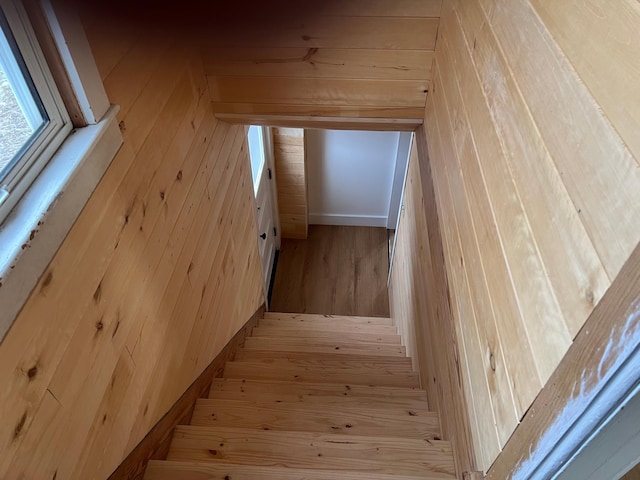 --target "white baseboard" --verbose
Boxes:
[309,213,388,228]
